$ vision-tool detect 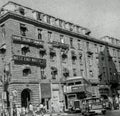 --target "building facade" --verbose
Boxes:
[0,1,120,112]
